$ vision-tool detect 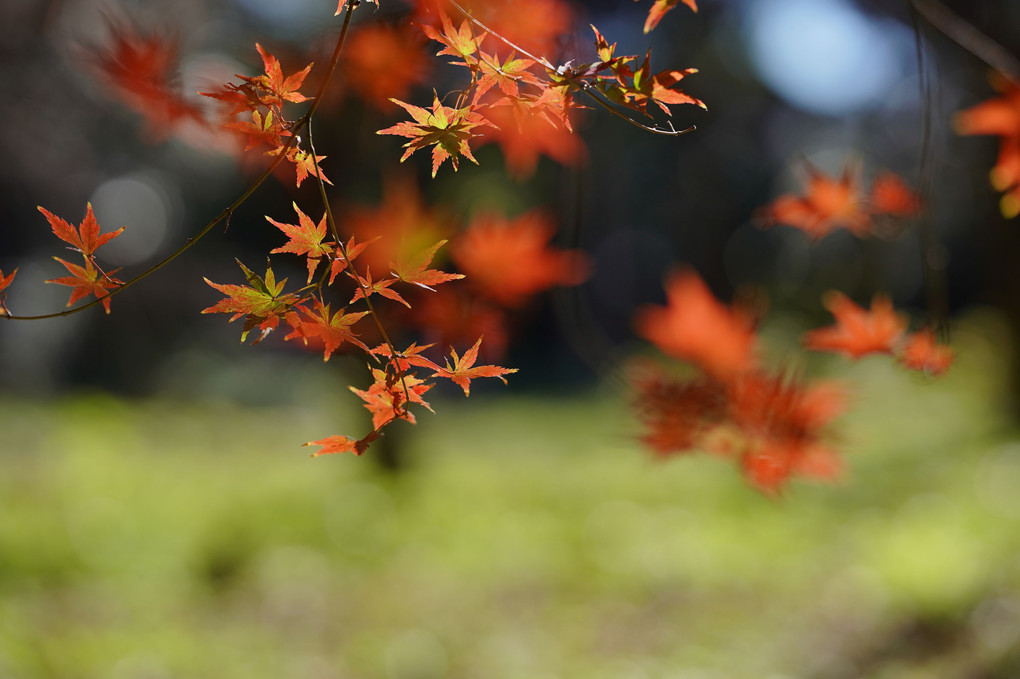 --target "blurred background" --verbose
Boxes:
[1,0,1020,677]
